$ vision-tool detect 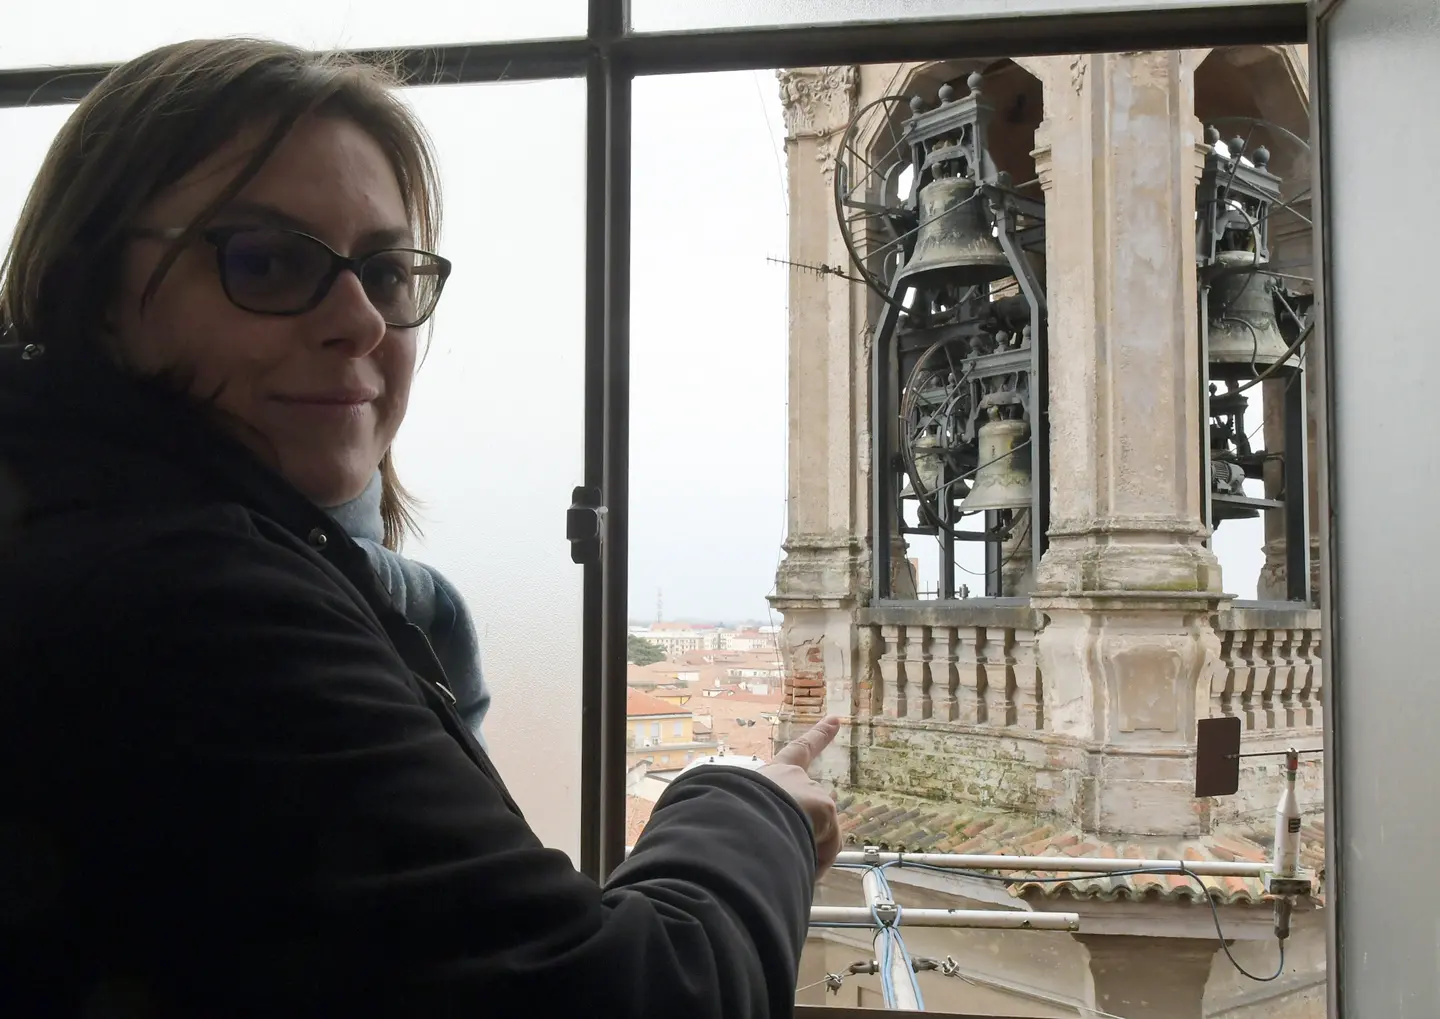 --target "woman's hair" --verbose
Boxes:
[0,38,441,549]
